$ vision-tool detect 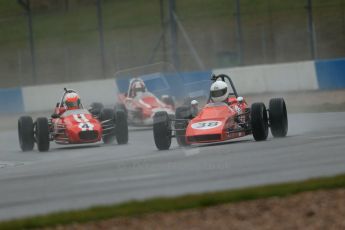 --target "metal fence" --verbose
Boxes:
[0,0,344,88]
